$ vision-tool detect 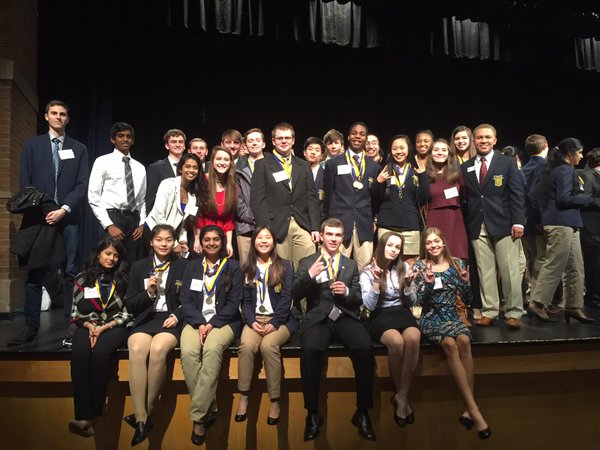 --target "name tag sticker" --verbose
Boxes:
[190,278,204,292]
[444,187,459,199]
[337,164,352,175]
[273,170,289,183]
[434,277,443,290]
[58,149,75,160]
[390,177,398,186]
[184,203,198,216]
[315,271,329,284]
[467,166,476,173]
[84,287,97,299]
